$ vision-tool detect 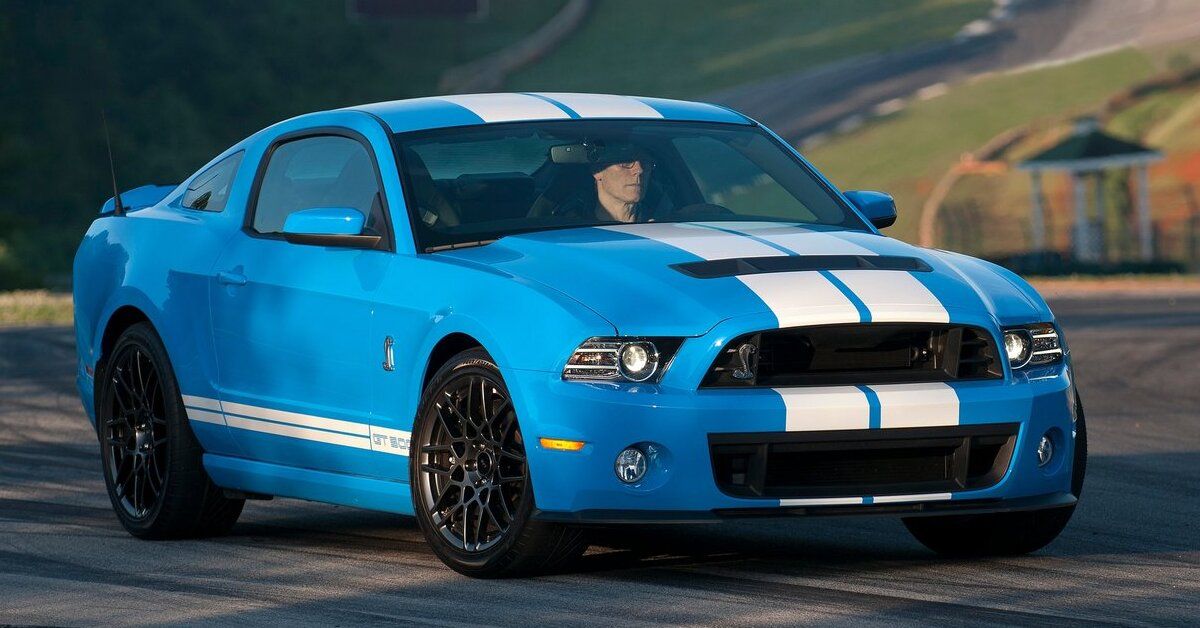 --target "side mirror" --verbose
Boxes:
[281,207,381,248]
[844,190,897,229]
